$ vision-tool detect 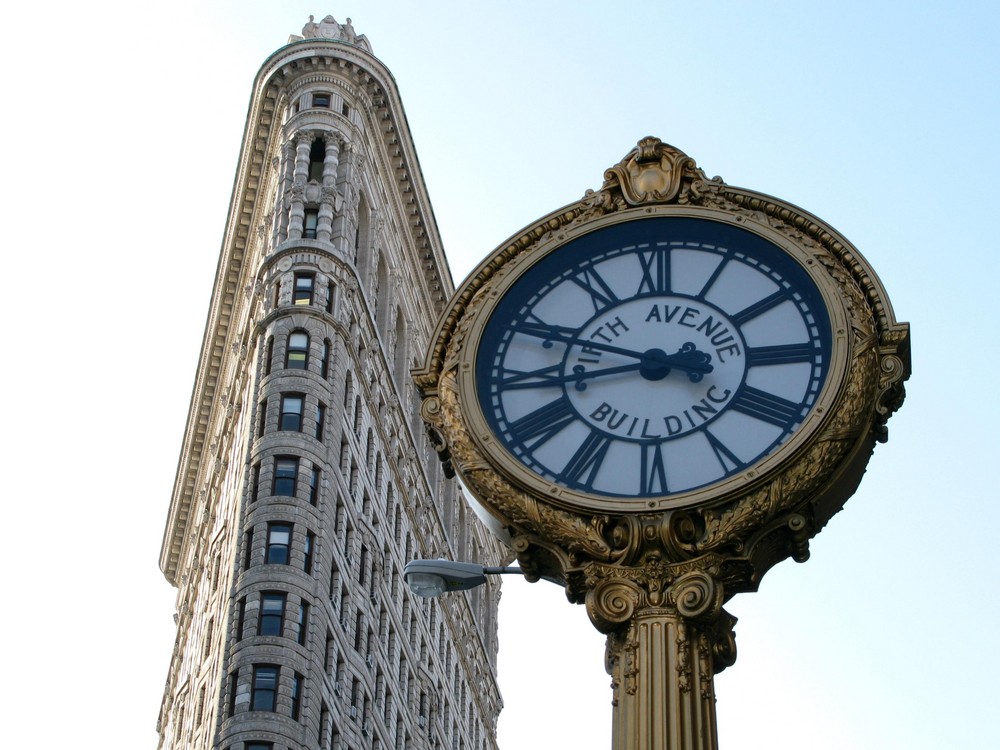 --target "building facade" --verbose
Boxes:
[158,16,506,750]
